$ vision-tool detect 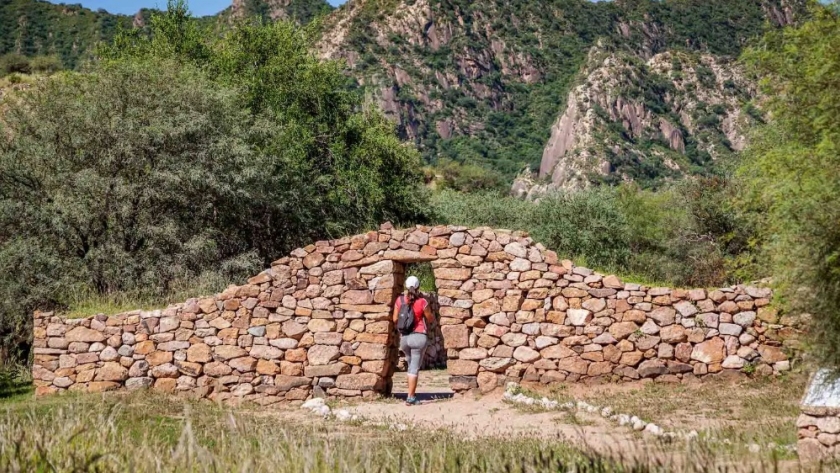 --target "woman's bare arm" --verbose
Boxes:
[423,302,434,324]
[392,298,401,324]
